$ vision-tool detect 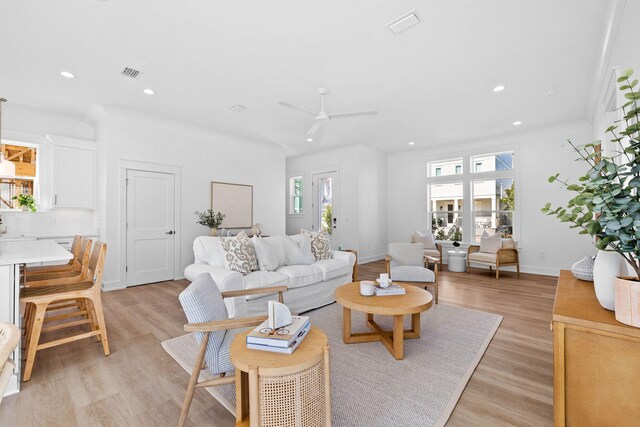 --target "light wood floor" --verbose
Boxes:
[0,261,556,426]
